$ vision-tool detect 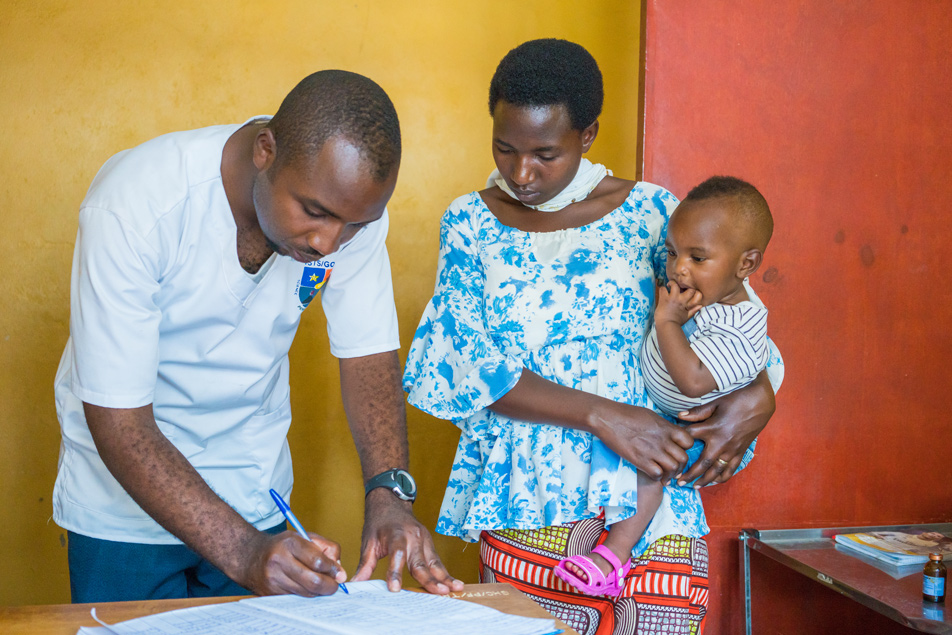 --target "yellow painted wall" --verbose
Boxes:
[0,0,641,605]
